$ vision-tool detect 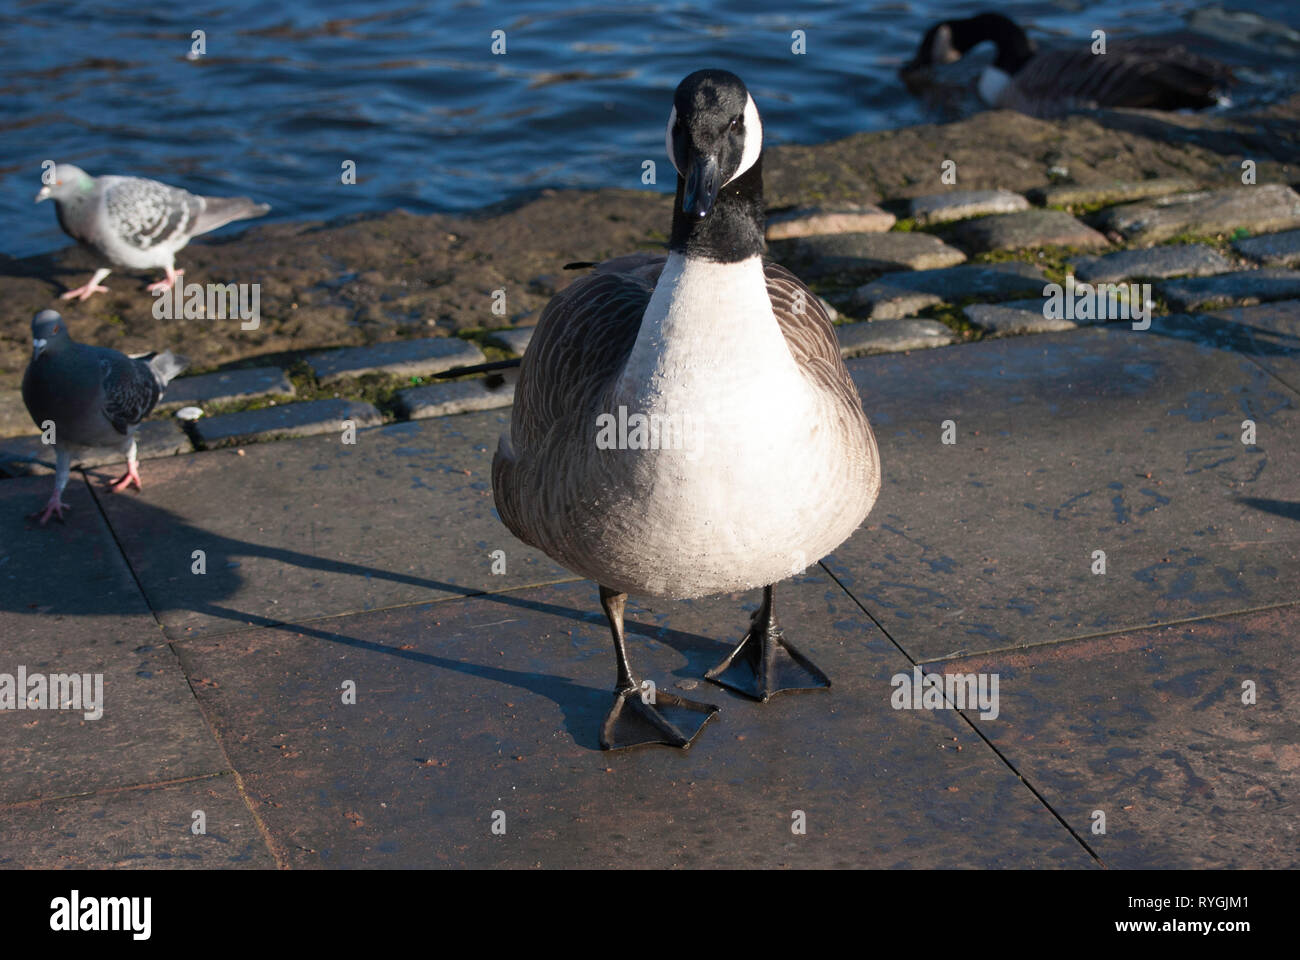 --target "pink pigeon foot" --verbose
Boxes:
[108,462,143,493]
[146,268,183,293]
[34,494,71,526]
[61,282,110,301]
